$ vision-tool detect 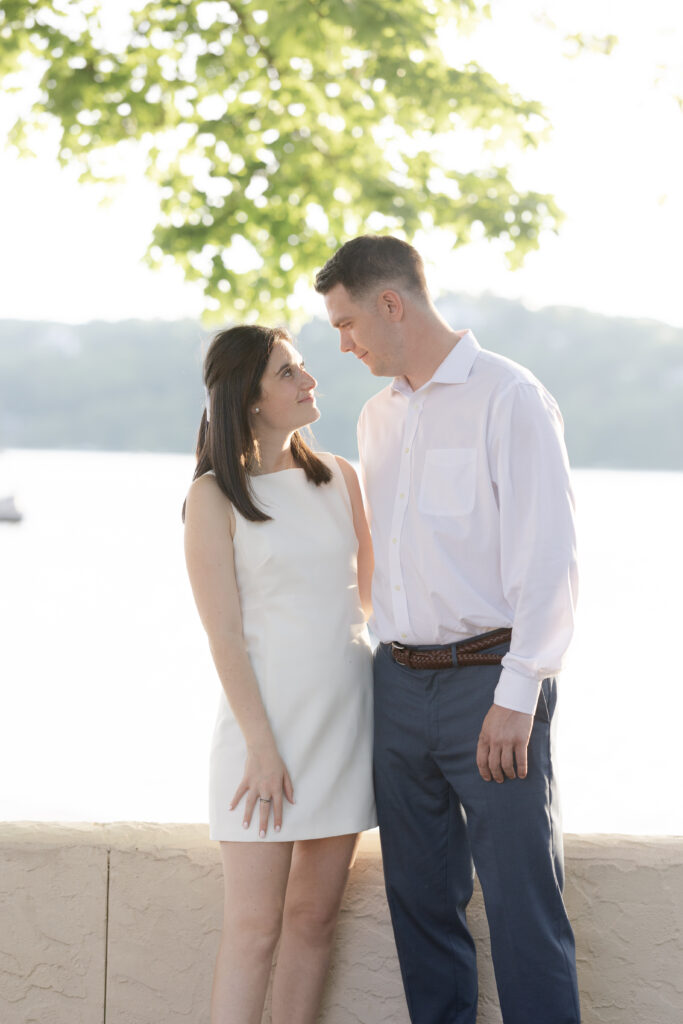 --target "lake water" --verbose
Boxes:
[0,449,681,835]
